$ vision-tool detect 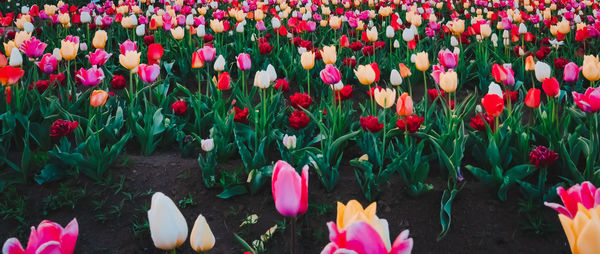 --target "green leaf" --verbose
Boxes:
[217,185,248,199]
